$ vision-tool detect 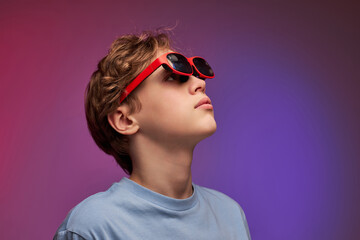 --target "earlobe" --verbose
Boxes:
[107,106,139,135]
